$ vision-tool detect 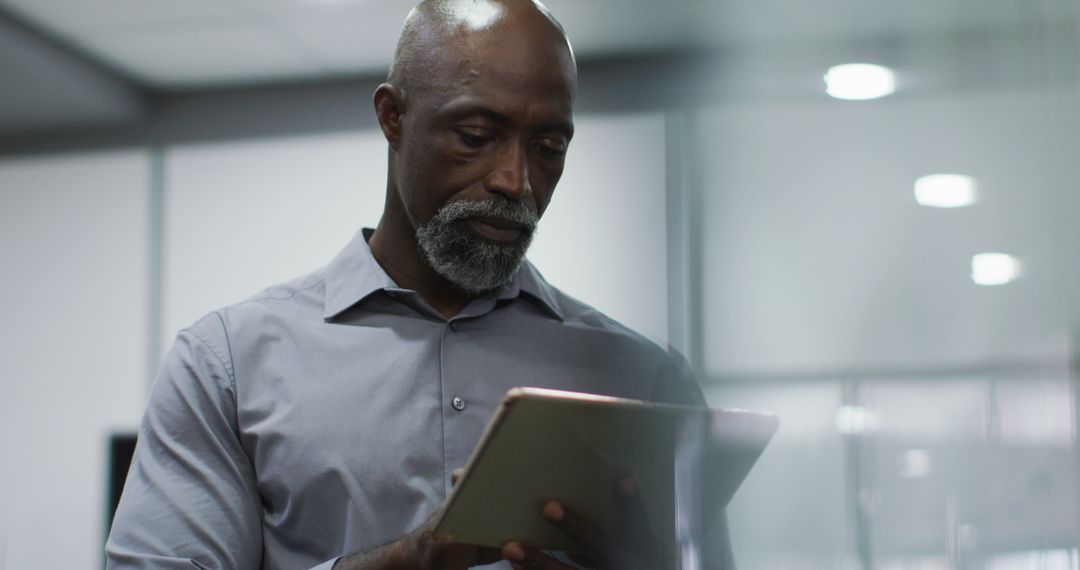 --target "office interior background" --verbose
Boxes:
[1,0,1078,568]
